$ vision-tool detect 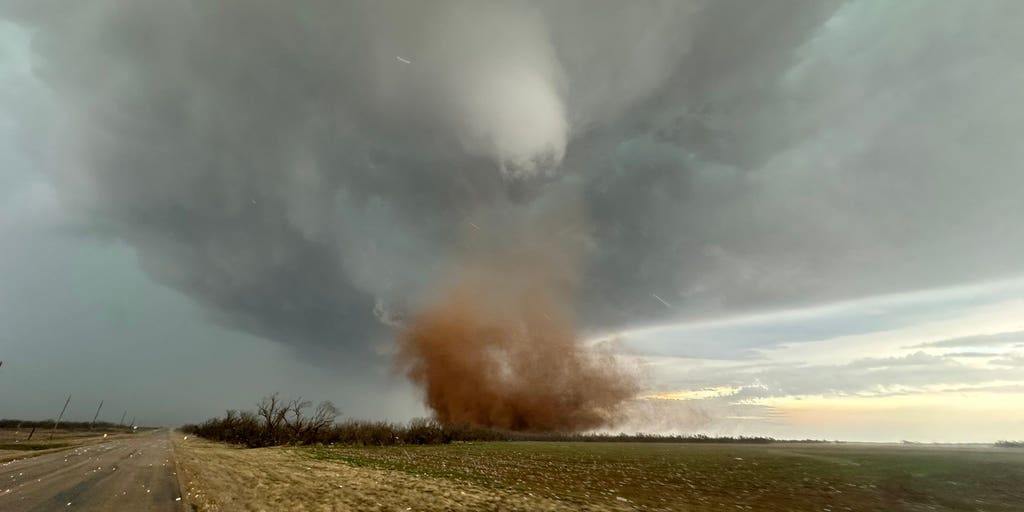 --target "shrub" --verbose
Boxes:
[181,394,821,447]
